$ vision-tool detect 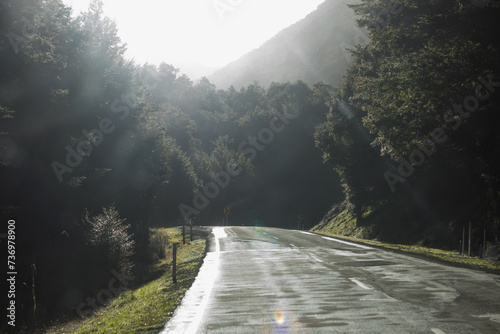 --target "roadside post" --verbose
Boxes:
[483,229,486,258]
[468,222,472,257]
[462,227,465,255]
[190,218,193,242]
[224,207,230,226]
[182,220,186,245]
[172,243,178,283]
